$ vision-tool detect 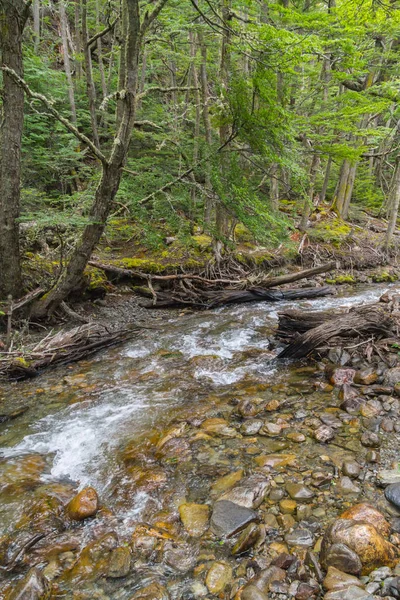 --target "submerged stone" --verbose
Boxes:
[210,500,257,538]
[66,487,99,521]
[385,483,400,510]
[205,561,232,594]
[7,568,51,600]
[179,503,210,537]
[107,546,131,578]
[219,474,269,508]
